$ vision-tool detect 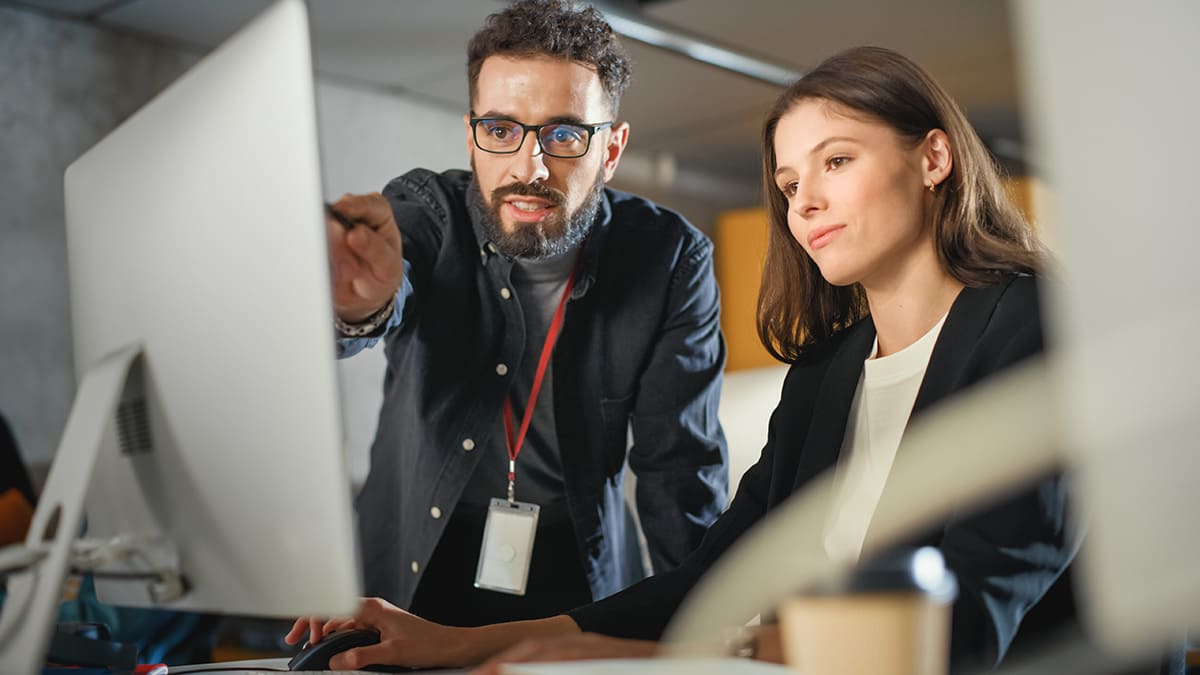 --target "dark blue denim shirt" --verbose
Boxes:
[344,169,729,608]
